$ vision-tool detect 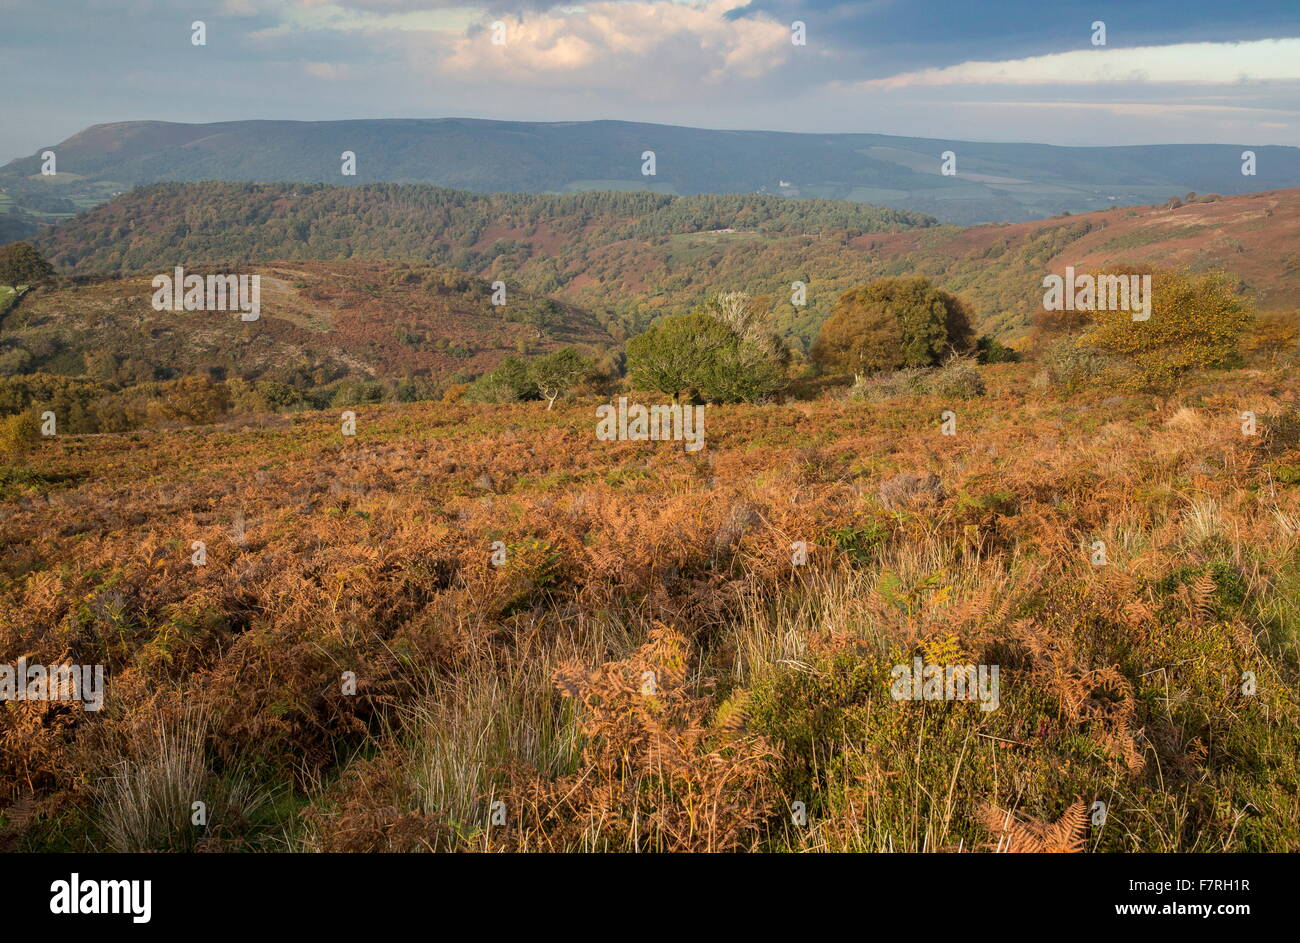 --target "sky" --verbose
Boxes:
[2,0,1299,162]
